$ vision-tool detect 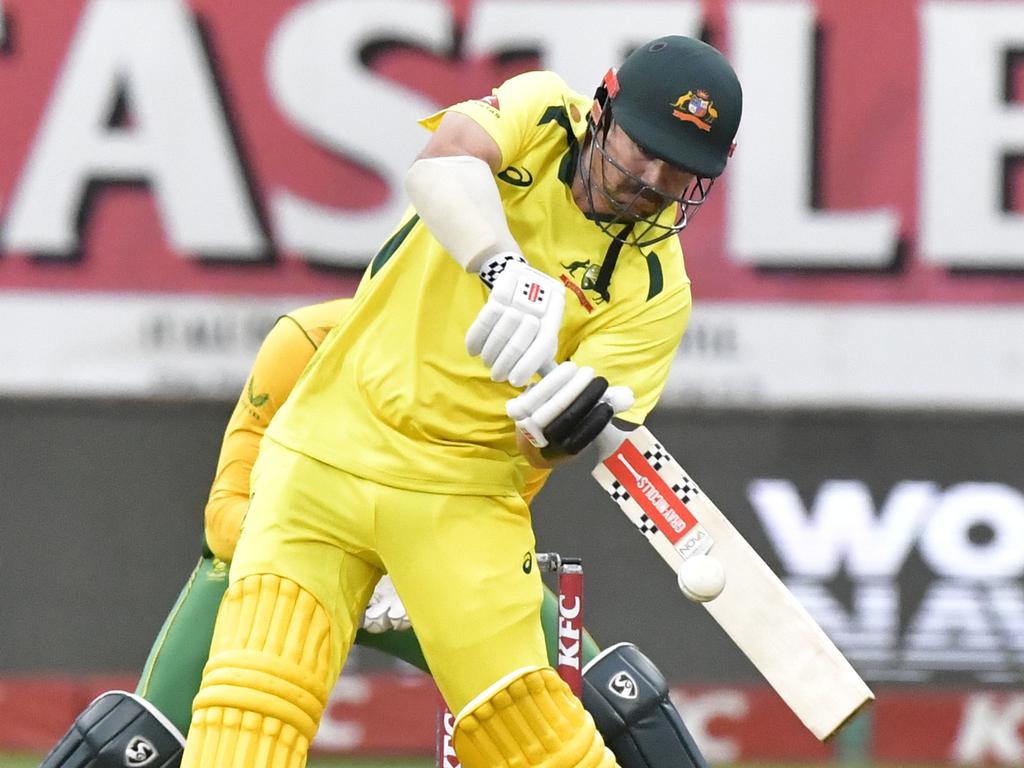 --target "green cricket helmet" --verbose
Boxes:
[607,35,742,178]
[581,35,742,245]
